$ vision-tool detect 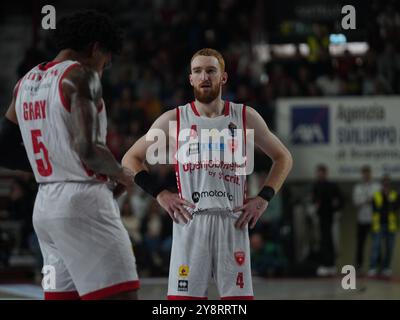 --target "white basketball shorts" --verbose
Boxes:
[167,211,254,300]
[33,182,139,300]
